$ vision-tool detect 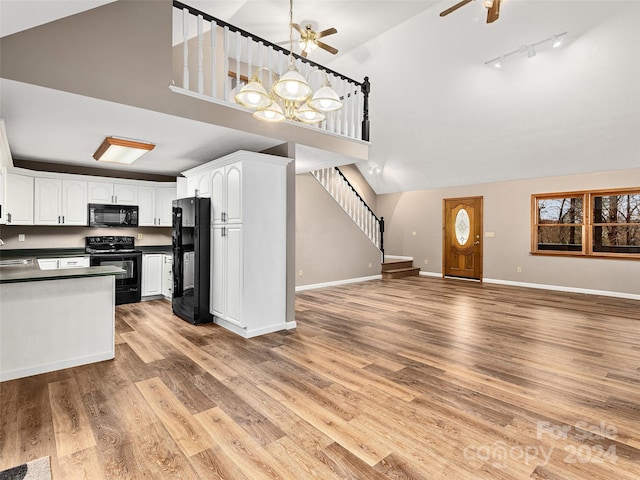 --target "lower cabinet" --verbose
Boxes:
[142,254,163,297]
[162,254,173,299]
[211,225,242,326]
